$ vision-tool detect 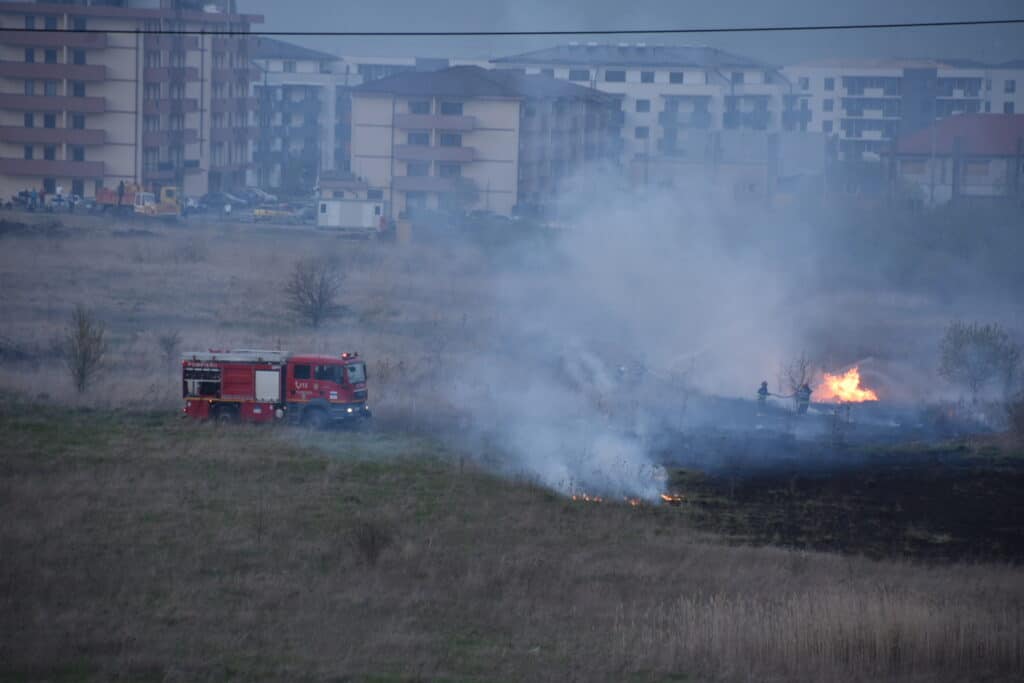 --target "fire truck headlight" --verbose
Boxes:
[346,407,354,413]
[274,408,285,419]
